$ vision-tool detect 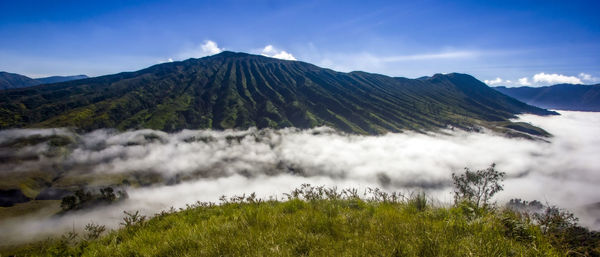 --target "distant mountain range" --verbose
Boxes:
[495,84,600,111]
[35,75,89,84]
[0,52,556,136]
[0,72,88,90]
